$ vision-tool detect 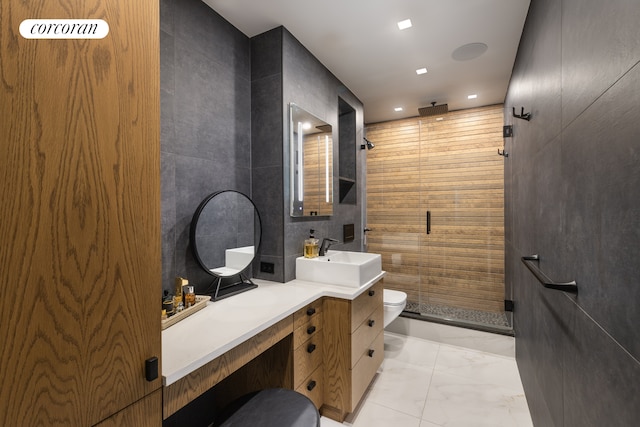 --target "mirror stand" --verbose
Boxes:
[203,273,258,301]
[190,190,262,302]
